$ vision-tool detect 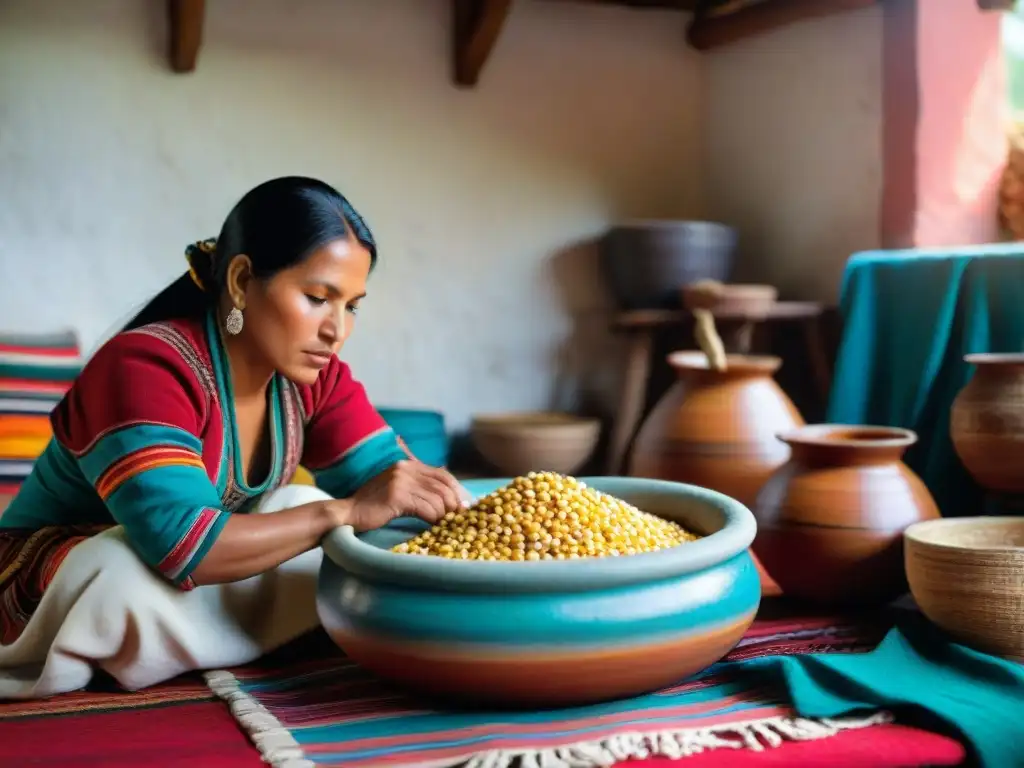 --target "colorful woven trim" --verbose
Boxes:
[0,525,110,644]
